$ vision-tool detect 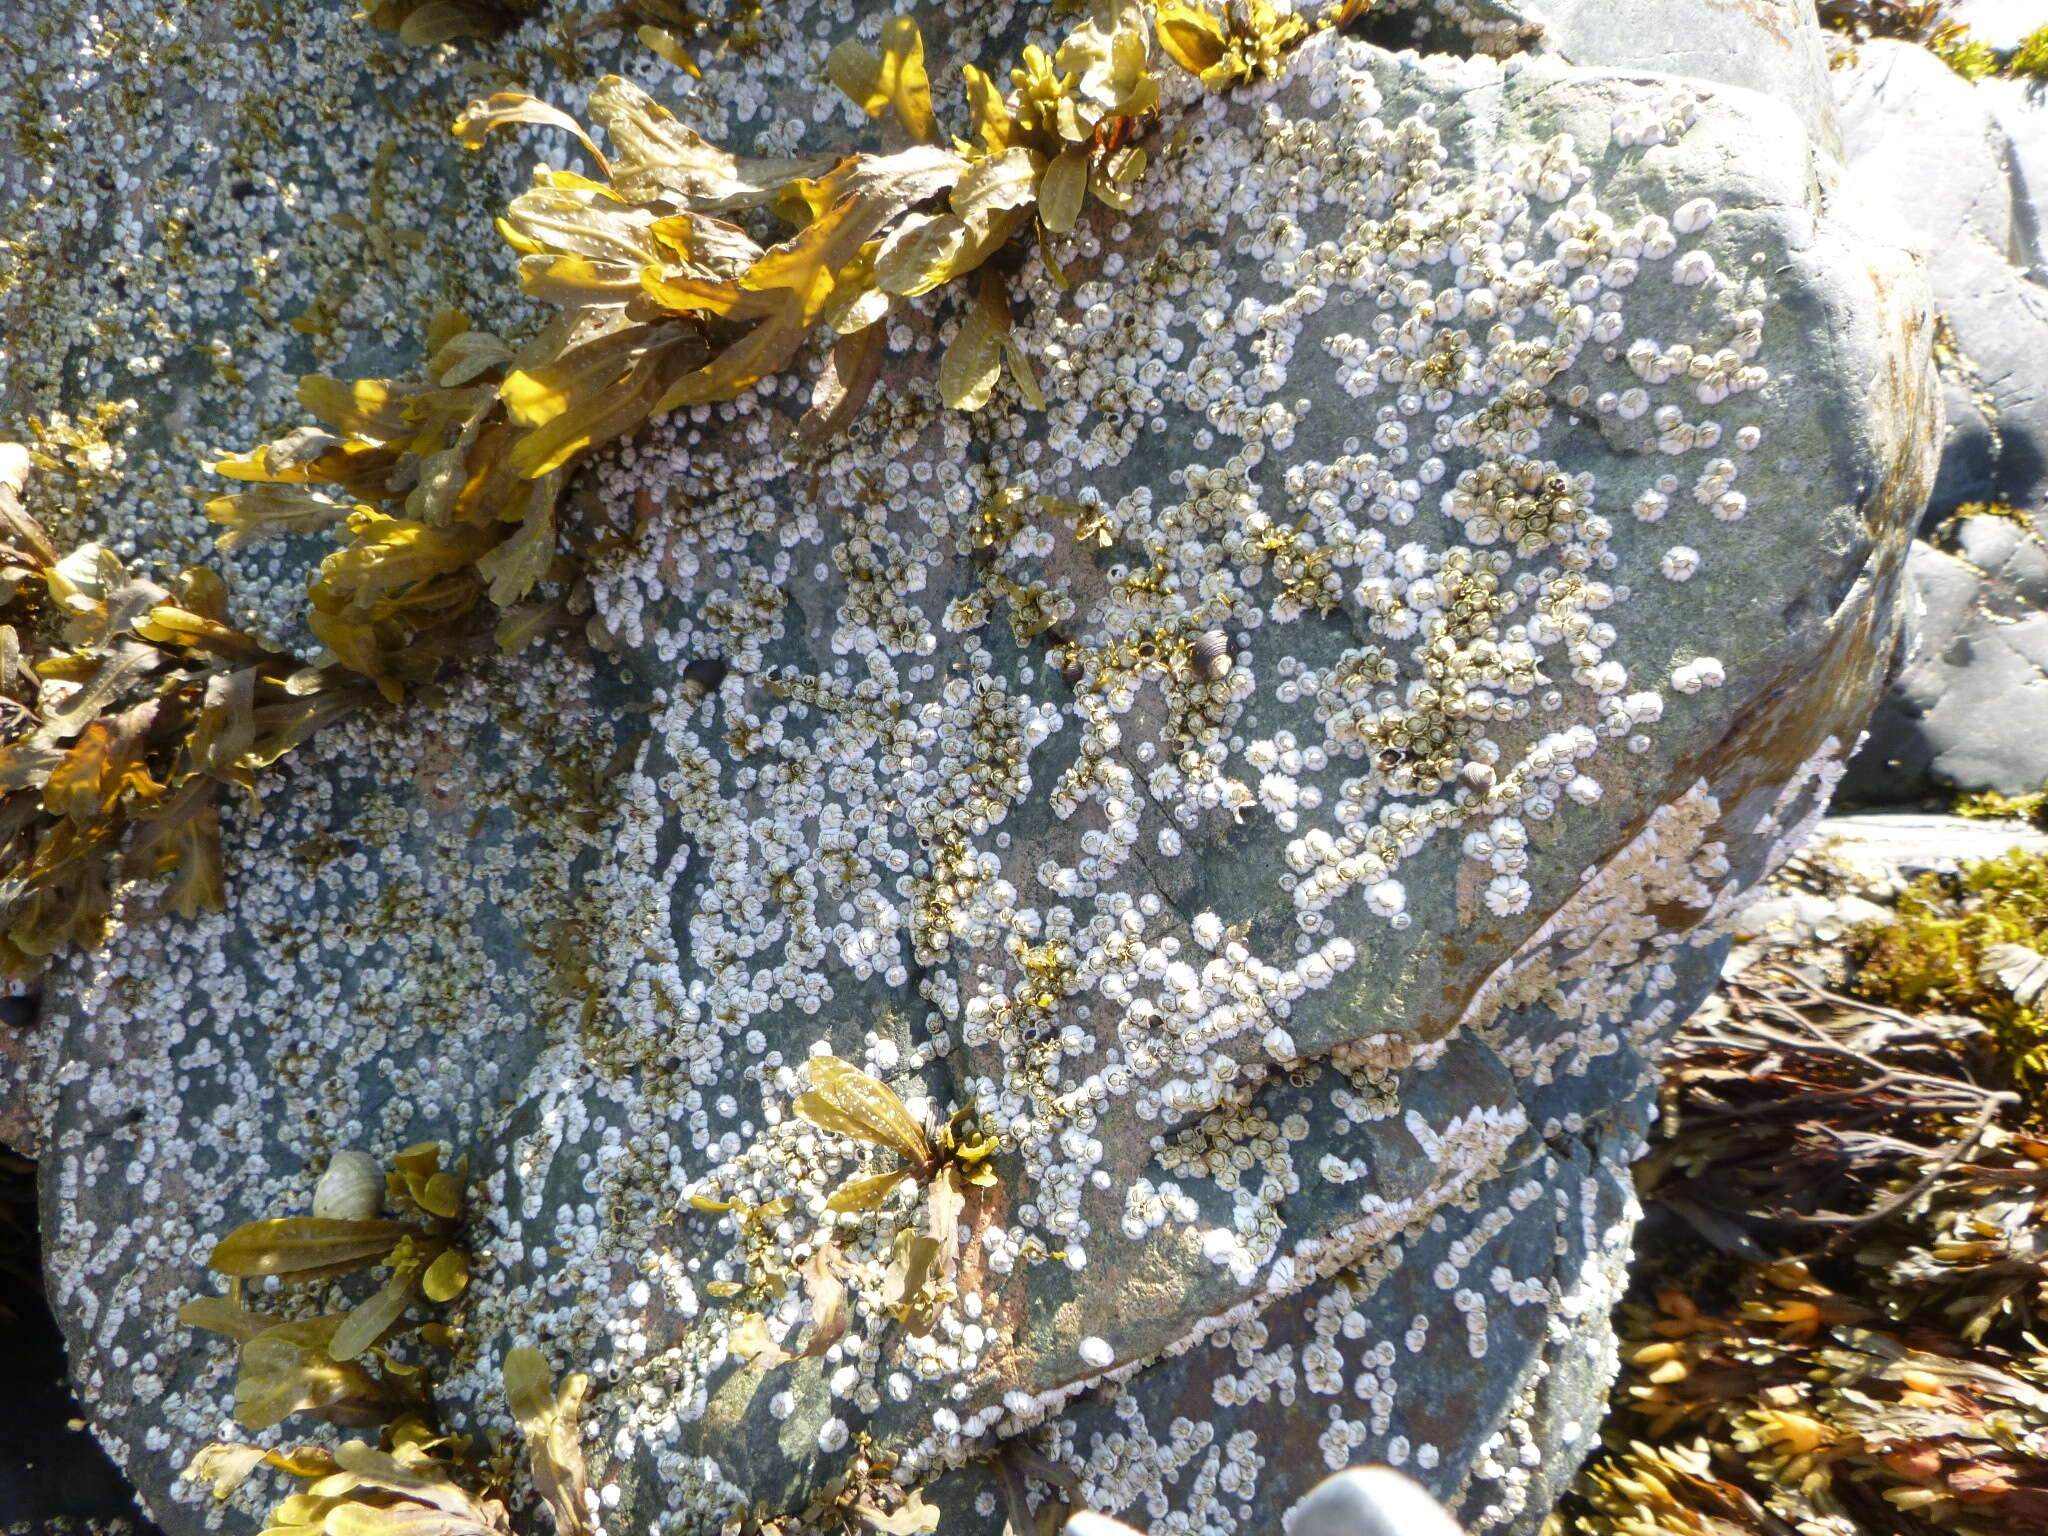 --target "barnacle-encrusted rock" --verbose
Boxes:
[1831,40,2048,801]
[1492,0,1843,157]
[14,6,1935,1536]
